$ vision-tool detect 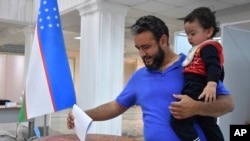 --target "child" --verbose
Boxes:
[171,7,225,141]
